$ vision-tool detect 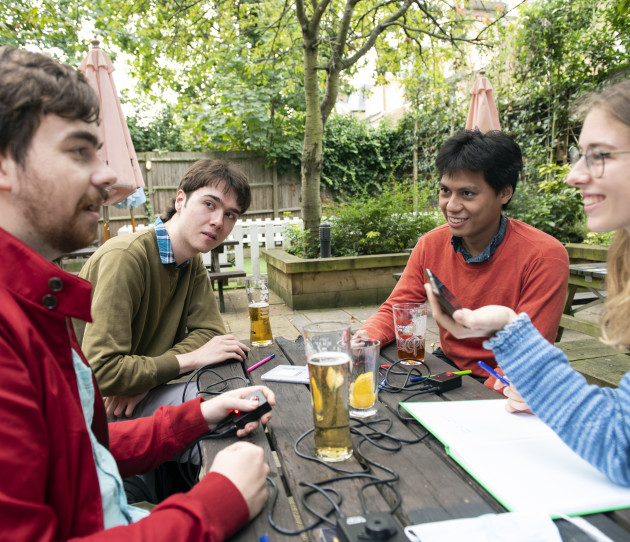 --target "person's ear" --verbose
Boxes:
[500,185,514,206]
[174,189,187,213]
[0,152,17,192]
